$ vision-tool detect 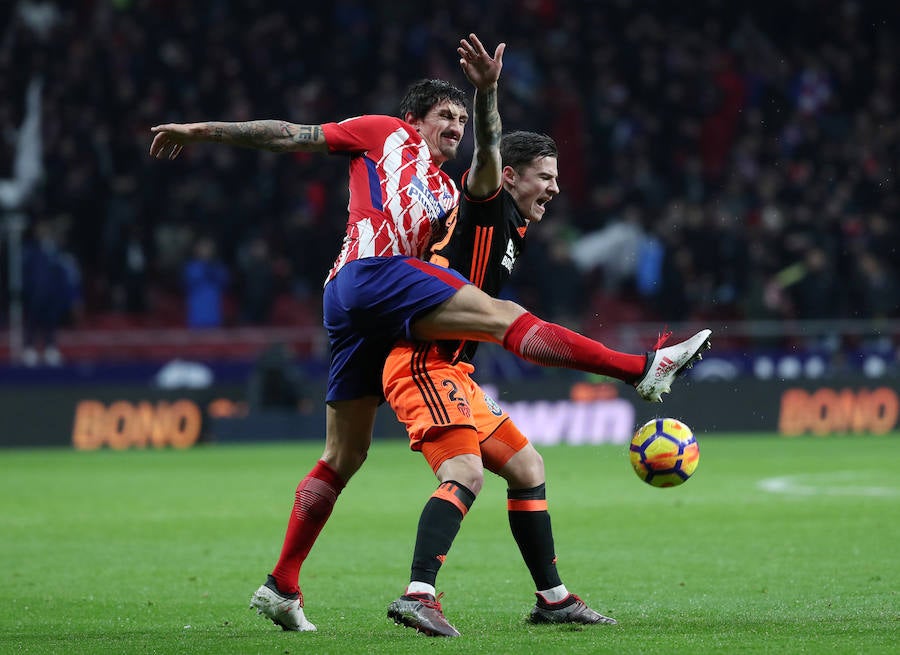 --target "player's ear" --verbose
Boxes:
[405,112,421,130]
[501,165,517,187]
